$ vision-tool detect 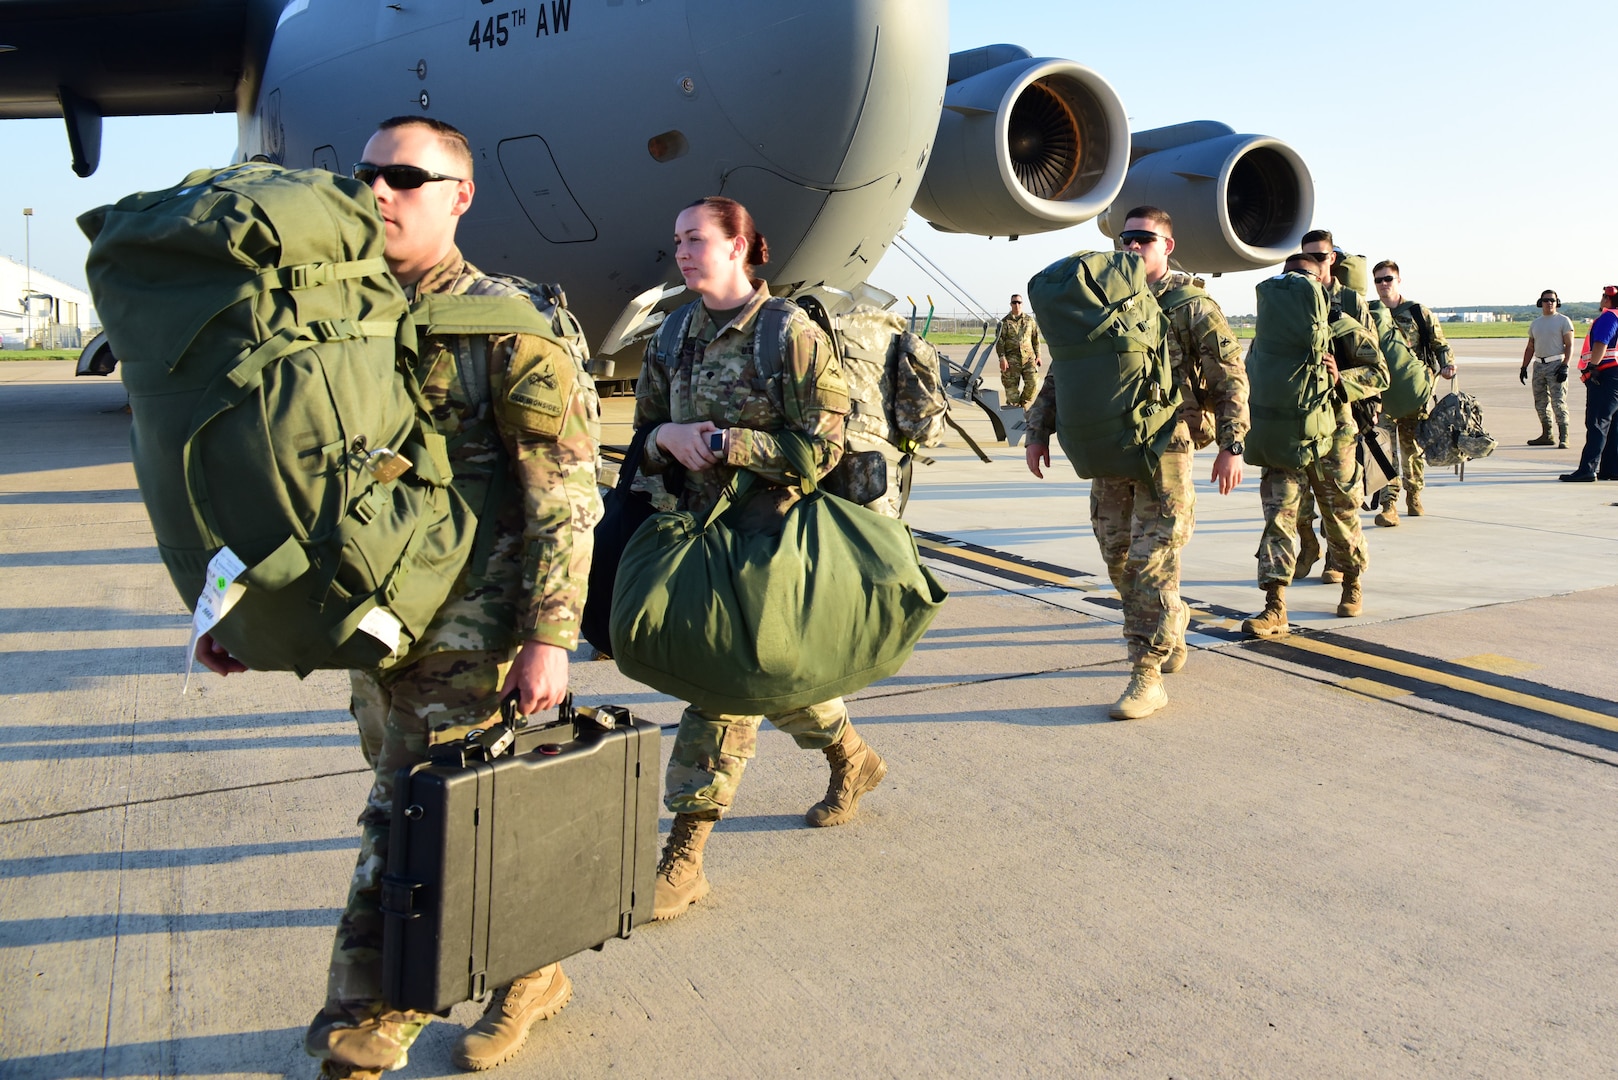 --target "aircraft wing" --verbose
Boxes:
[0,0,254,120]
